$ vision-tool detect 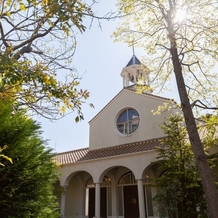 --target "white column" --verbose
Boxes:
[123,77,126,87]
[134,67,136,83]
[95,182,101,218]
[60,186,67,218]
[125,71,129,86]
[137,179,146,218]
